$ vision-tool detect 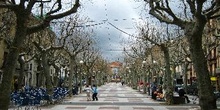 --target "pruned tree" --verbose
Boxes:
[63,16,94,97]
[123,36,153,93]
[92,57,109,86]
[81,48,100,87]
[137,21,176,104]
[0,0,80,109]
[145,0,220,109]
[32,28,66,102]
